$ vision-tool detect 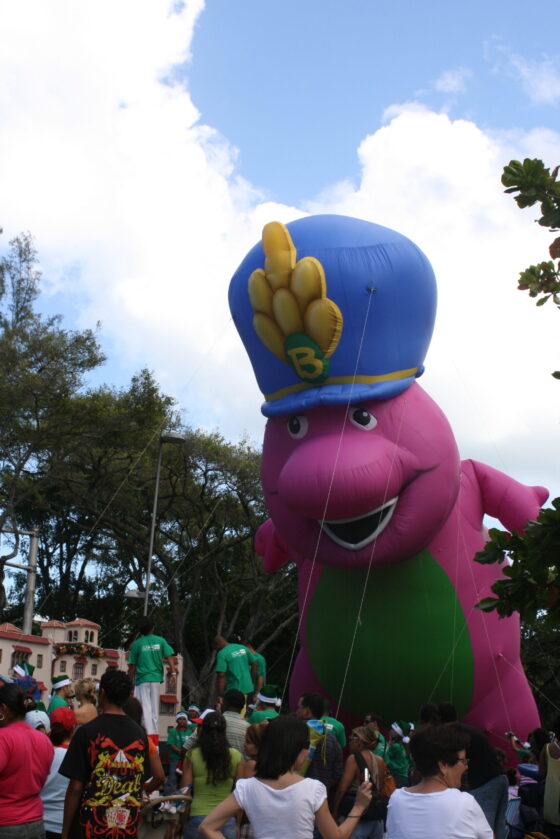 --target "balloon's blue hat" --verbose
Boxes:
[229,214,437,417]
